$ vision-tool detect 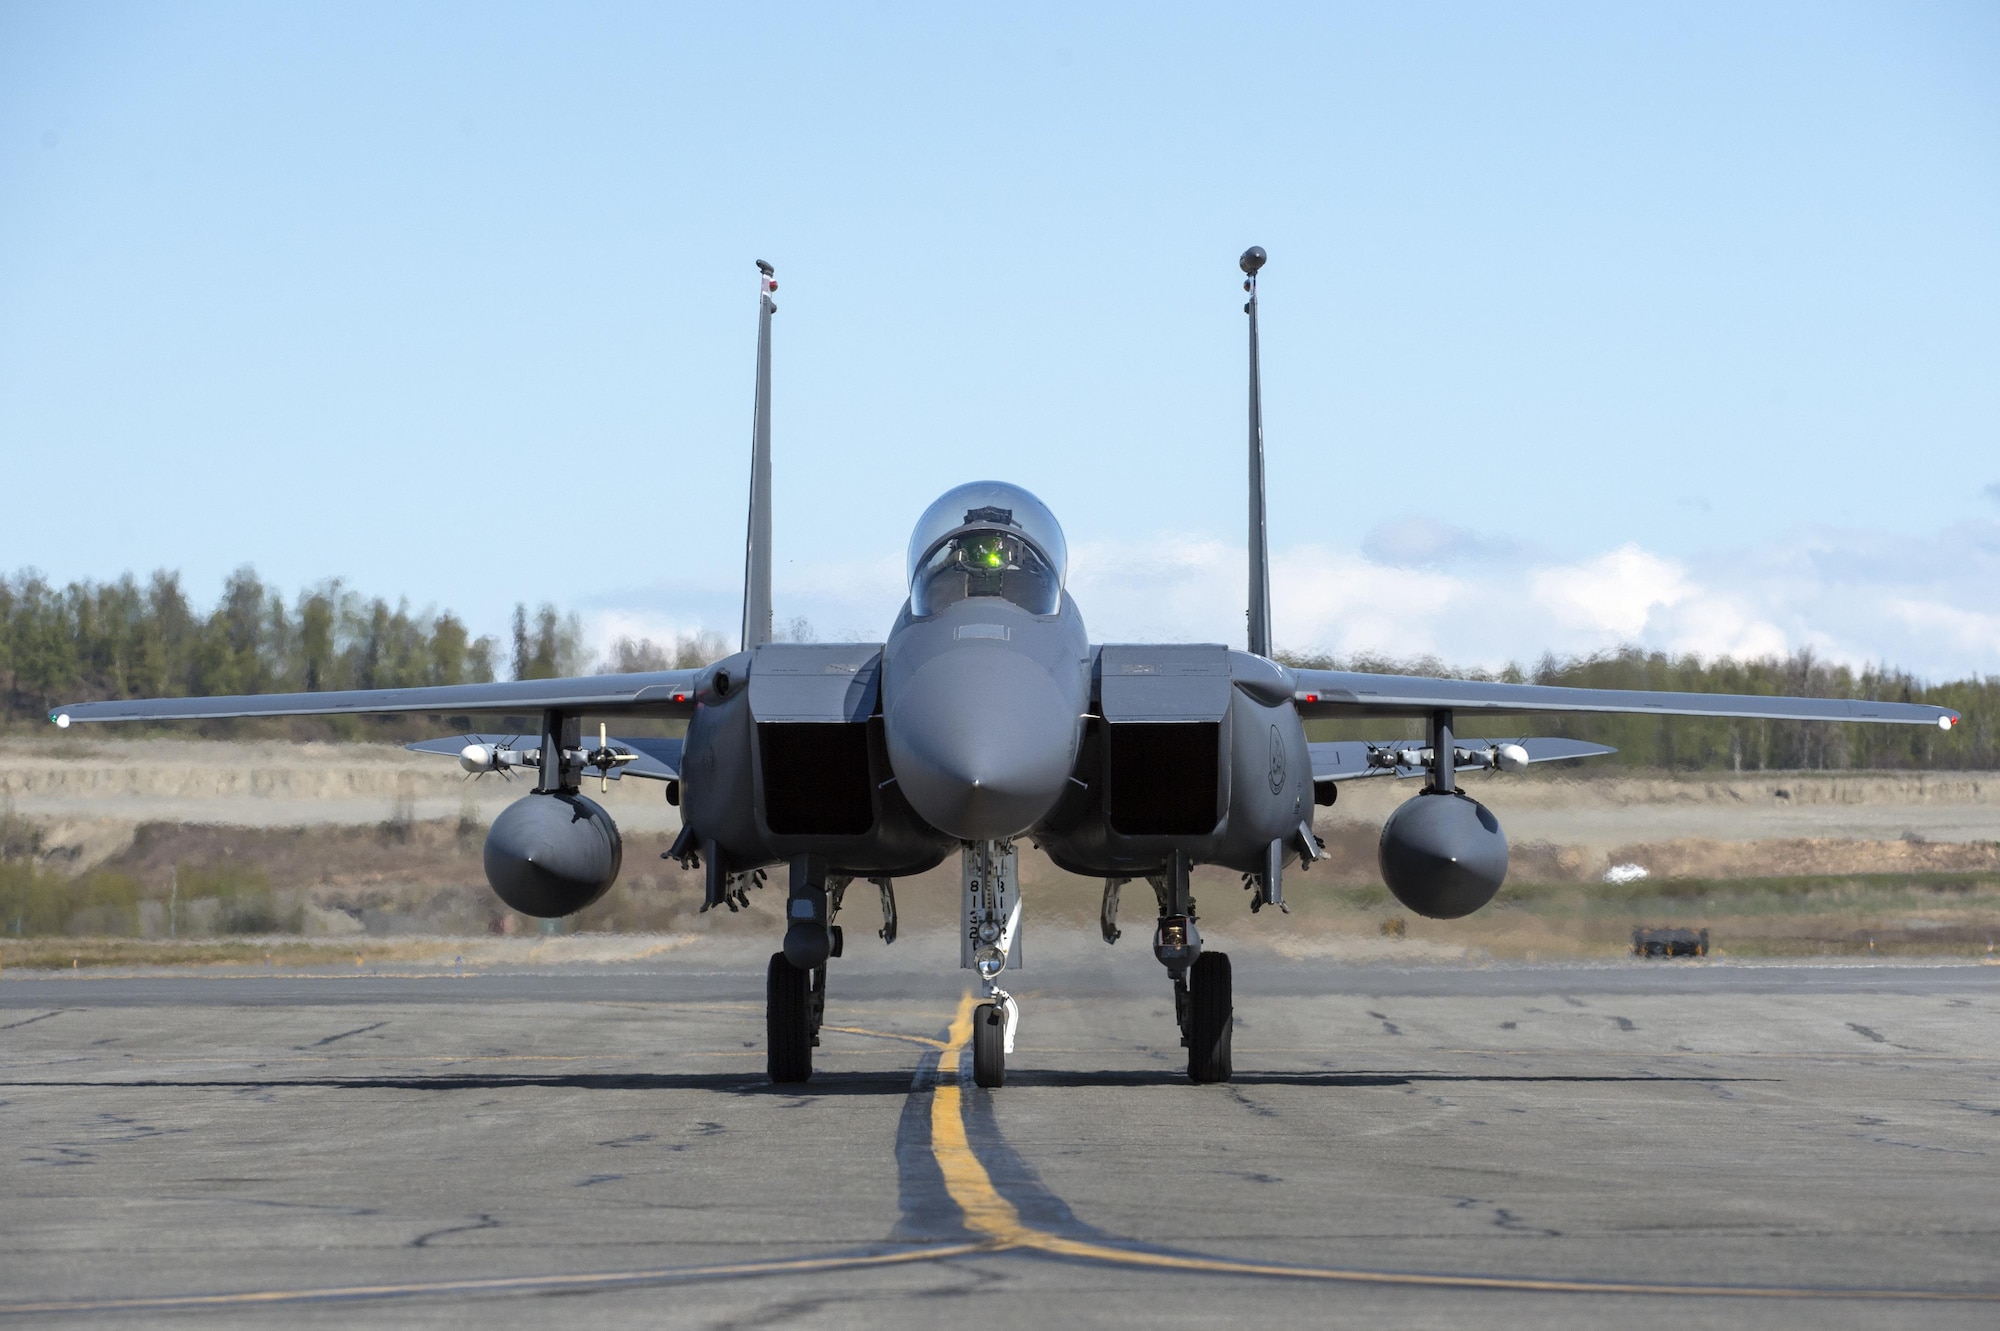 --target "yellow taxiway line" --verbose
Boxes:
[925,993,1998,1304]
